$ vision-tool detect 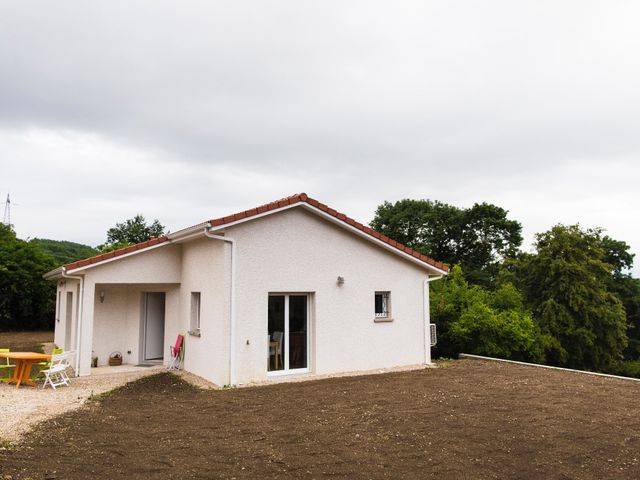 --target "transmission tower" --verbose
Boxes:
[2,194,10,225]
